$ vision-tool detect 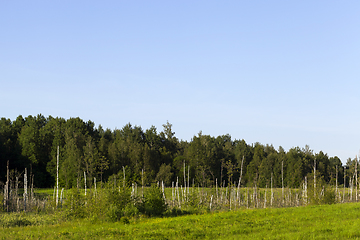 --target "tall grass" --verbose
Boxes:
[1,167,358,227]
